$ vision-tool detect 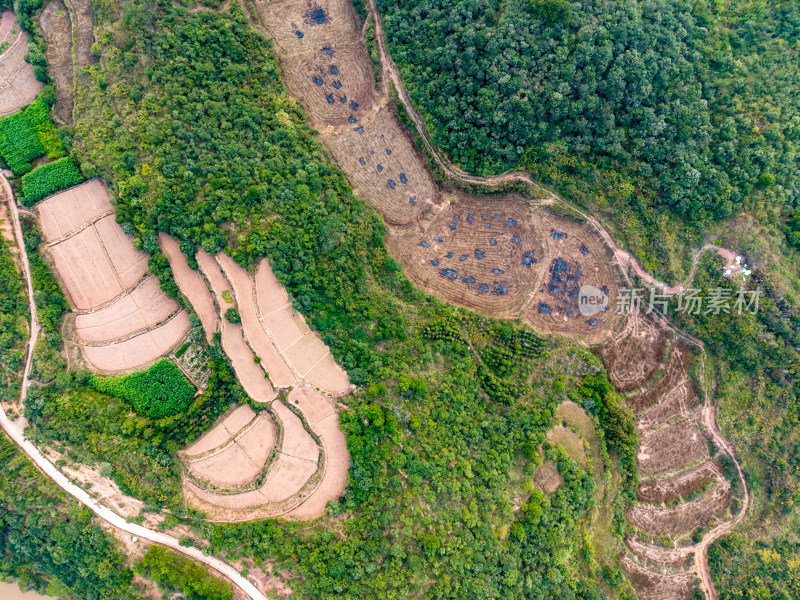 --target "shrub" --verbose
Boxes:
[224,307,241,324]
[137,546,233,600]
[90,359,196,418]
[21,157,83,205]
